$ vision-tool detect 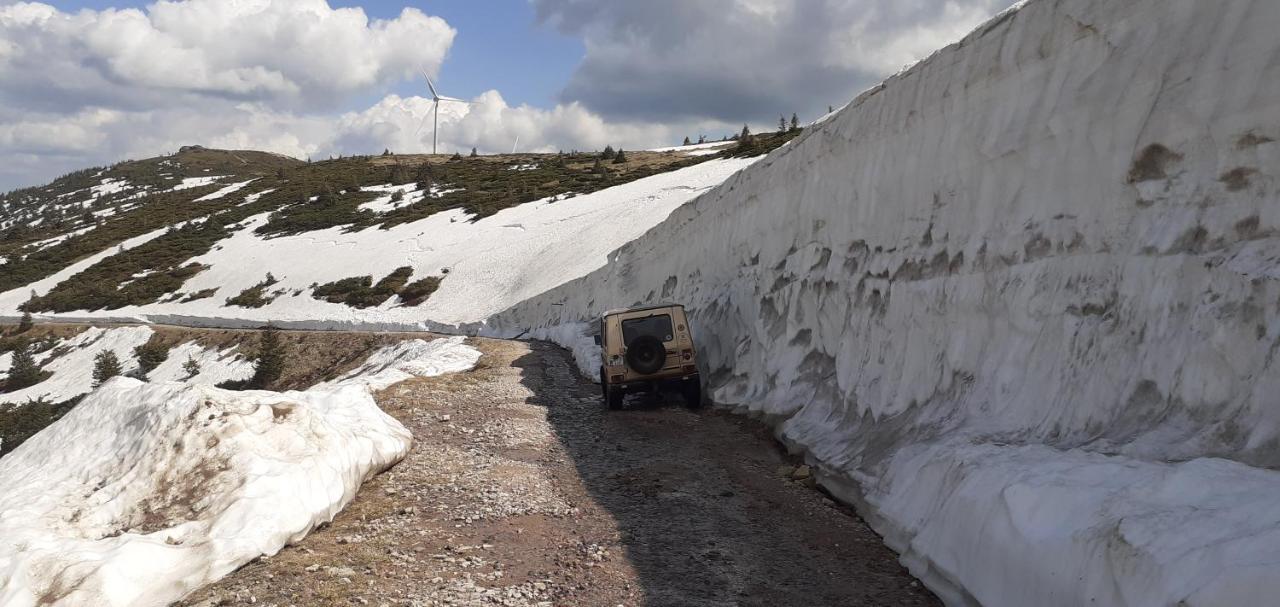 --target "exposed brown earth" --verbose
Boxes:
[178,336,937,607]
